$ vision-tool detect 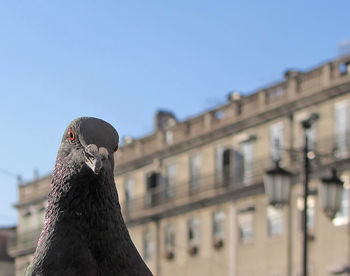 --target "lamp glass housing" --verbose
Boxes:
[264,163,292,206]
